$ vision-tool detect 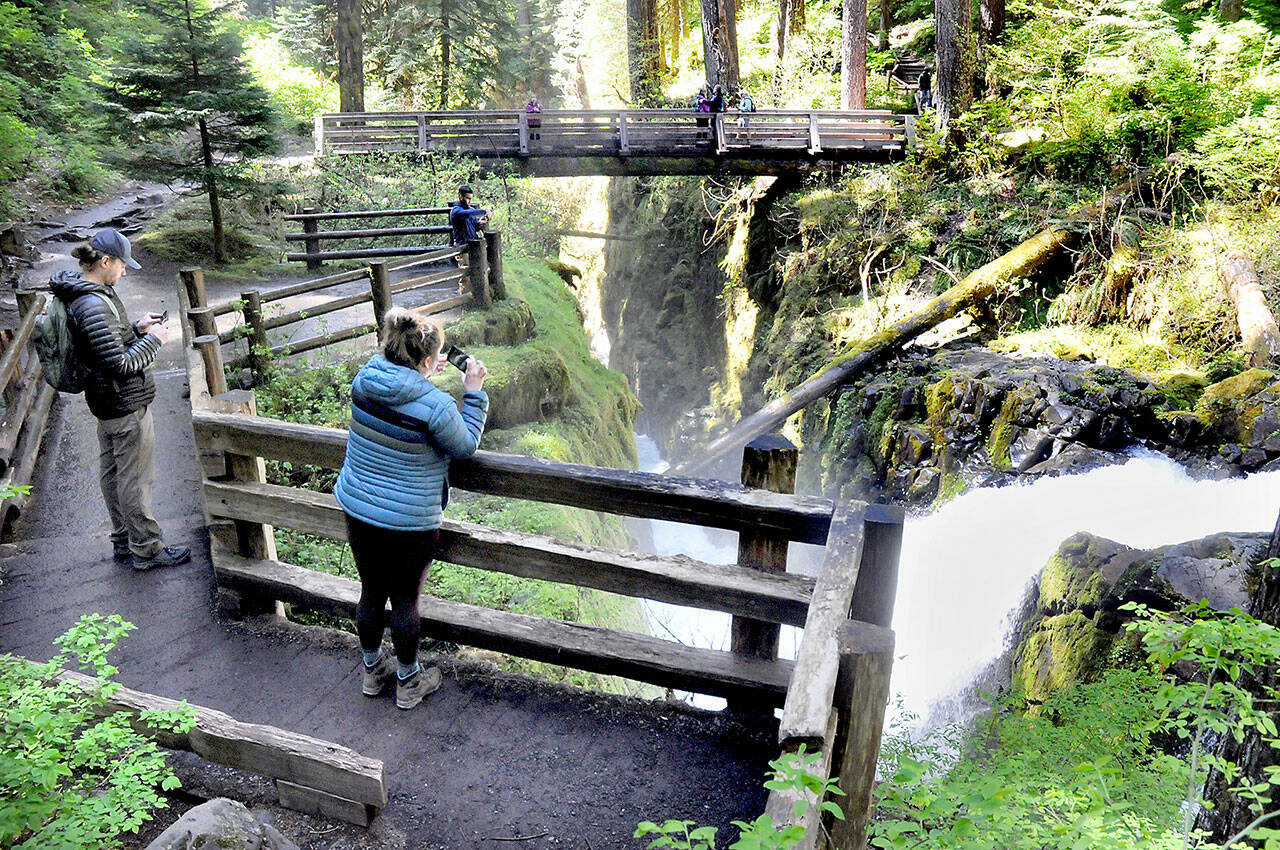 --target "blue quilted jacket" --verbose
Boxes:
[335,355,488,531]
